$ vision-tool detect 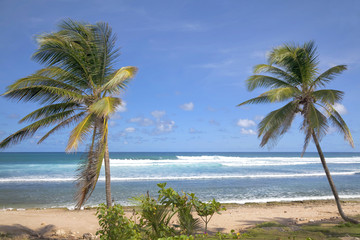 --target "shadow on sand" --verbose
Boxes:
[0,223,56,239]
